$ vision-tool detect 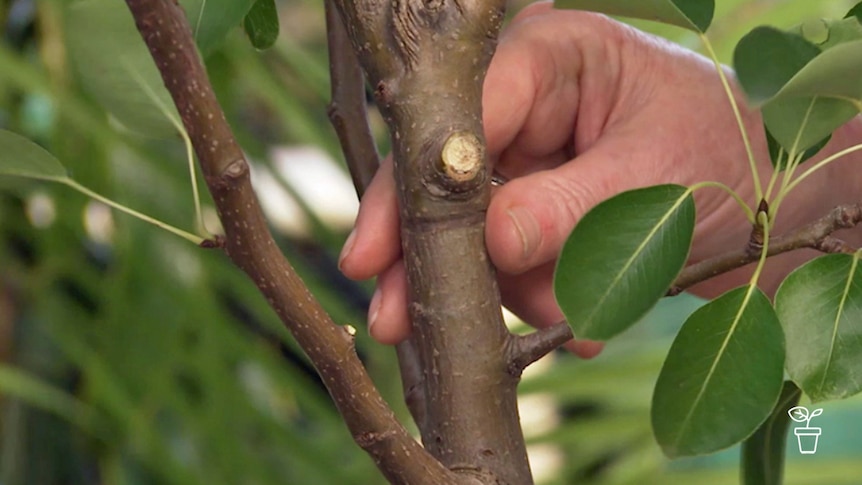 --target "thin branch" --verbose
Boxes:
[325,0,379,198]
[671,202,862,294]
[123,2,463,484]
[324,0,428,438]
[506,322,574,378]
